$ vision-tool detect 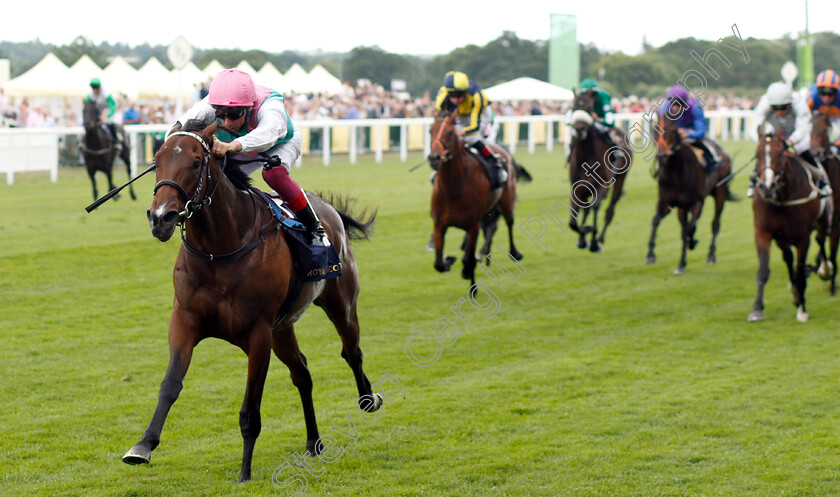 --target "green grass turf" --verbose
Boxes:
[1,142,839,496]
